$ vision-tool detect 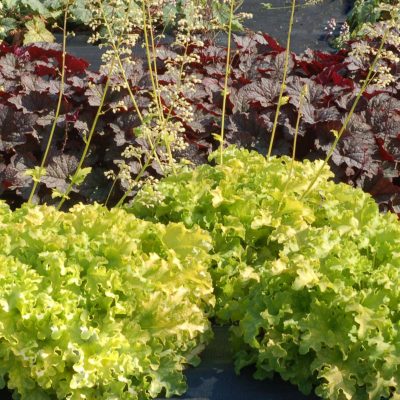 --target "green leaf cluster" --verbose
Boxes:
[232,193,400,400]
[3,145,400,400]
[129,146,400,399]
[348,0,399,36]
[0,0,91,42]
[0,202,214,399]
[129,147,333,323]
[0,0,243,43]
